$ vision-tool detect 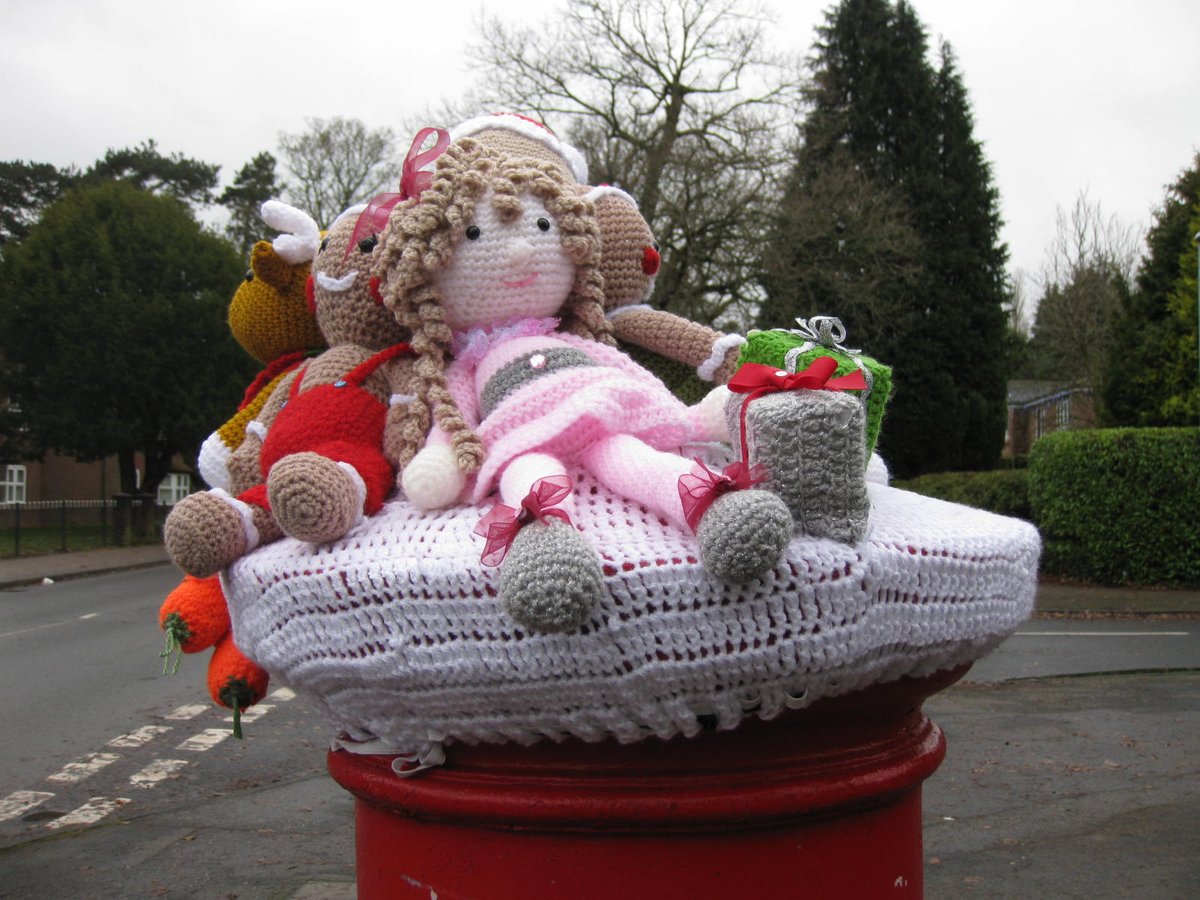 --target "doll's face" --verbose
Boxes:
[434,190,575,332]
